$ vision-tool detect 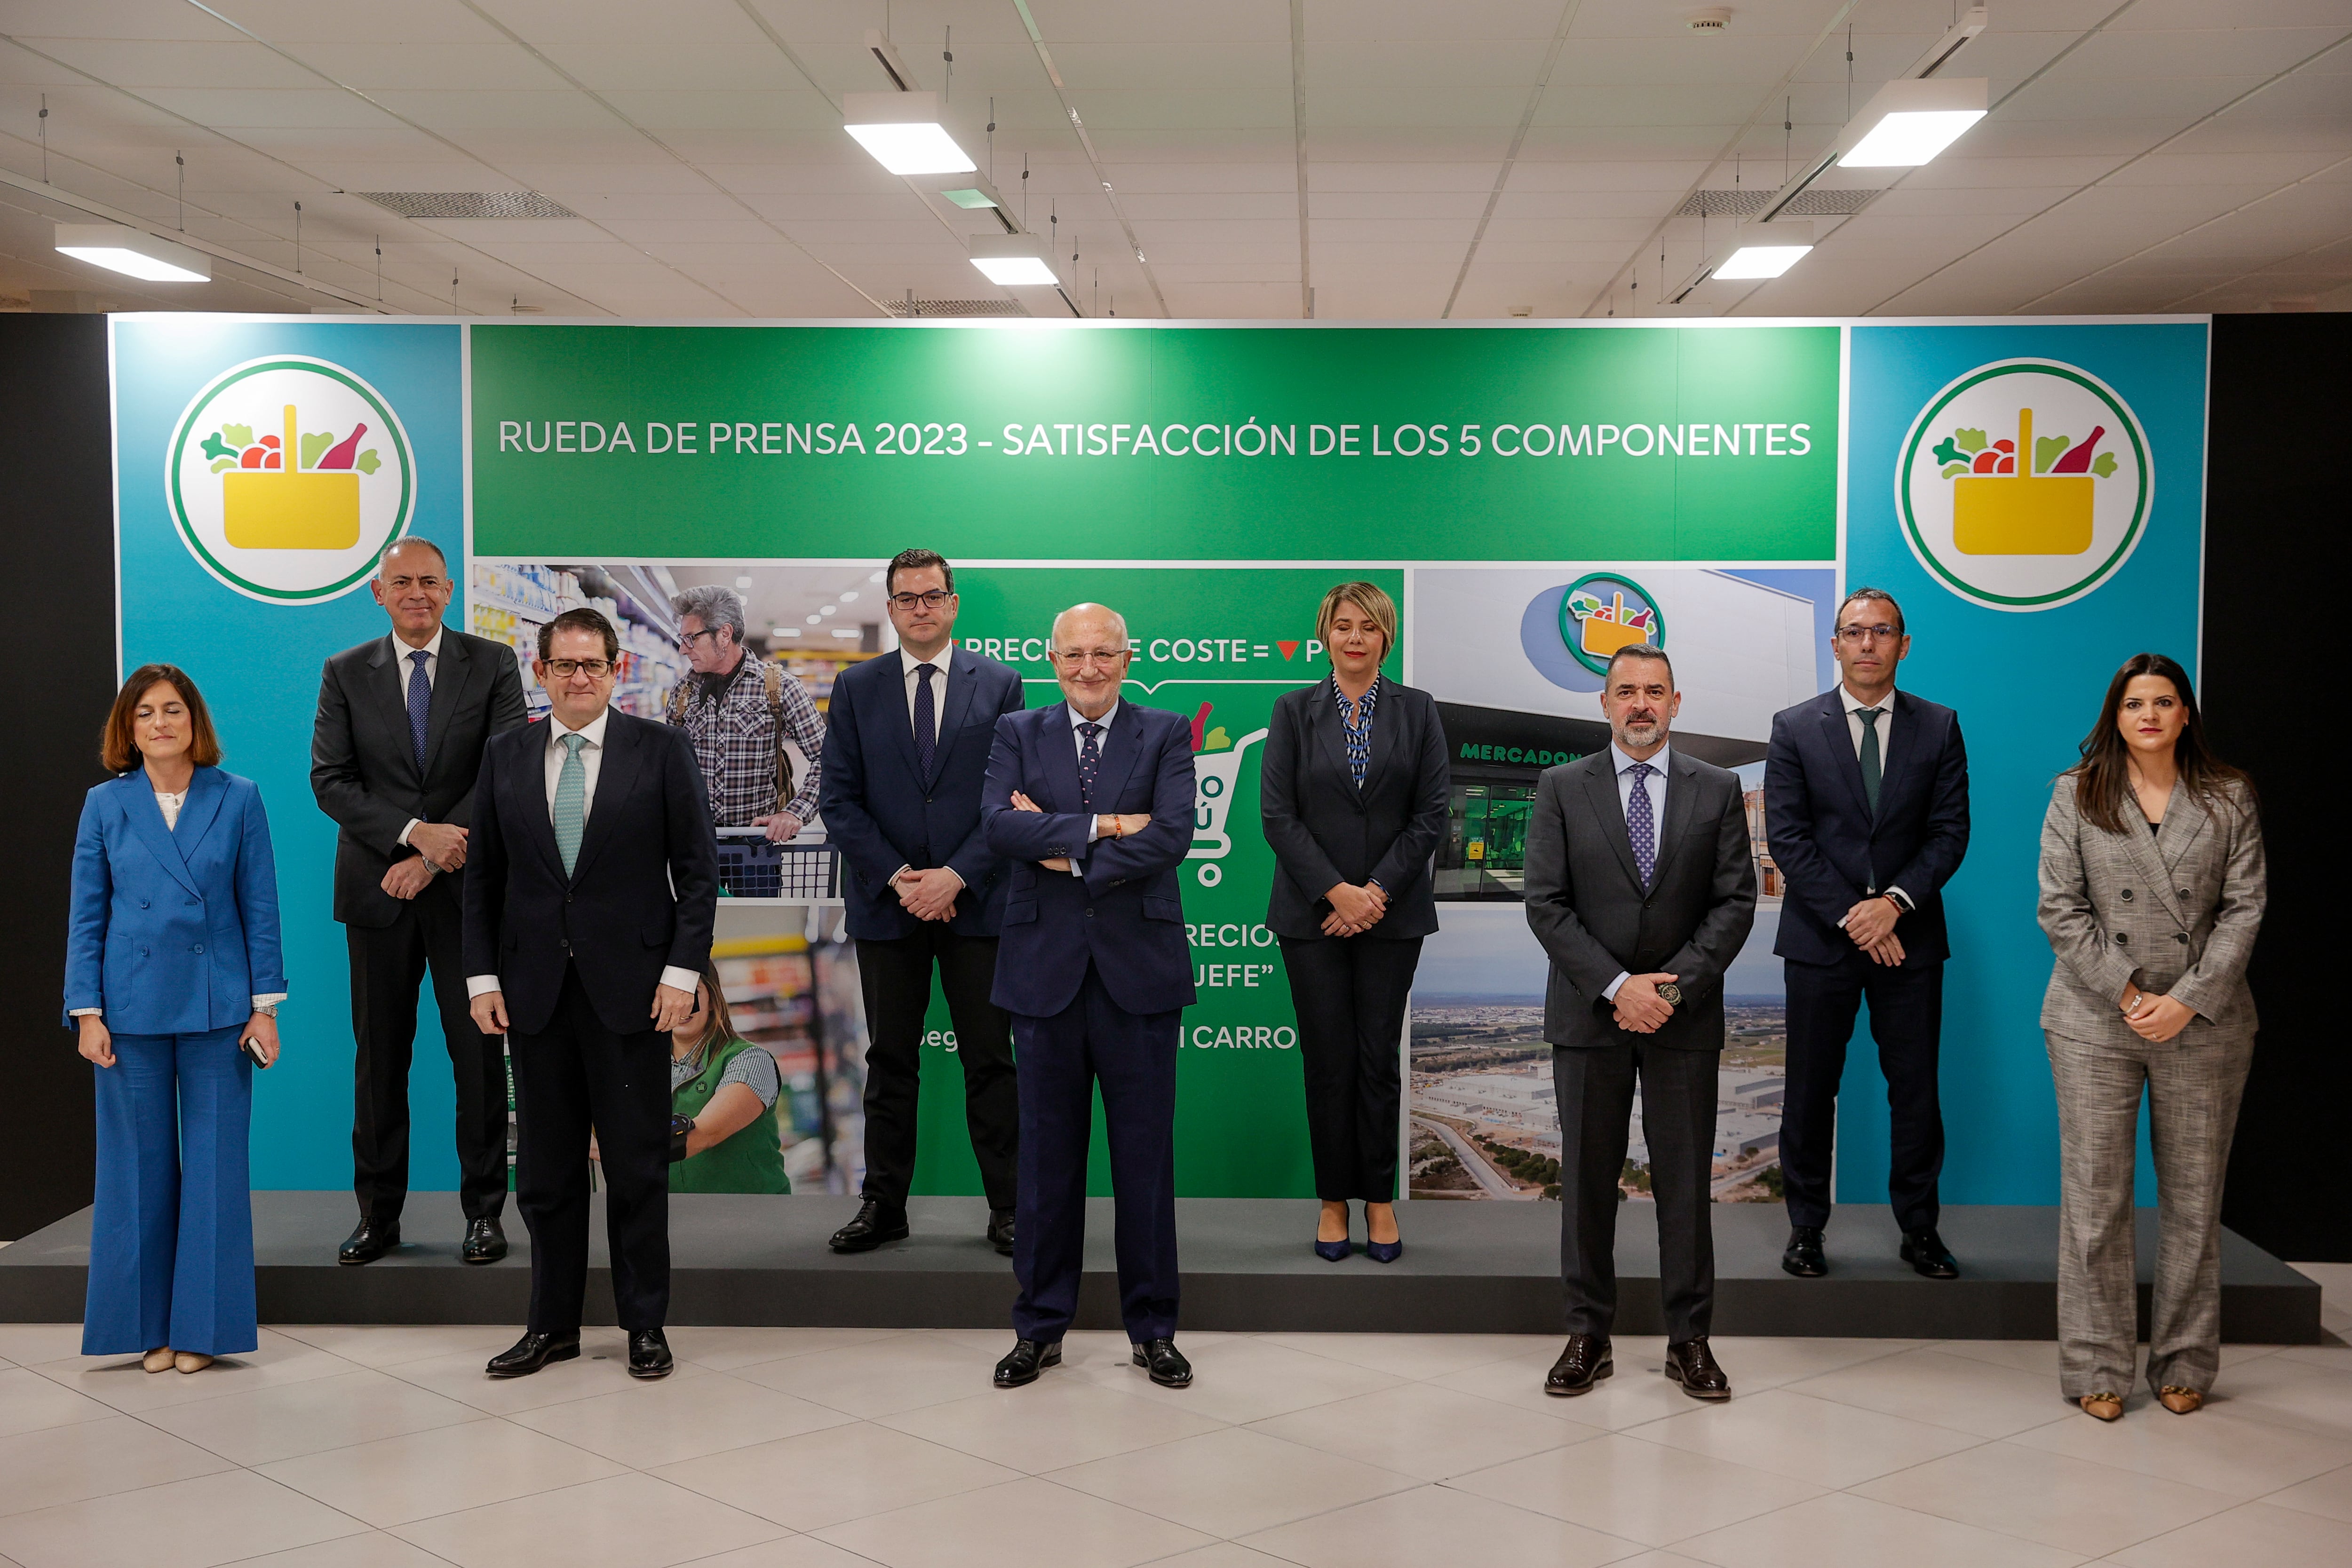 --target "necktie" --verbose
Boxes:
[1626,762,1657,886]
[553,732,587,877]
[914,663,937,780]
[1077,721,1103,809]
[406,649,431,772]
[1858,707,1884,816]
